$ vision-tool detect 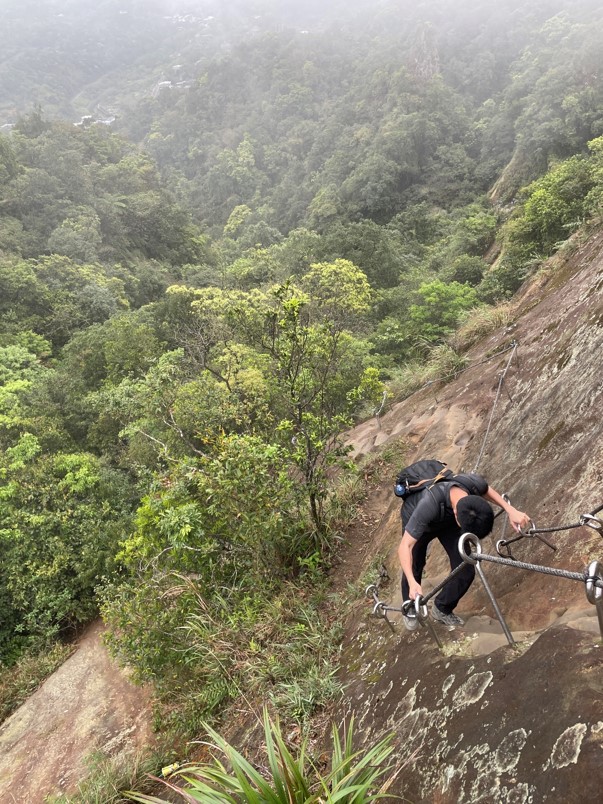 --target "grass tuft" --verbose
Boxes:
[450,303,515,350]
